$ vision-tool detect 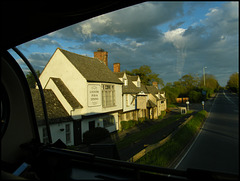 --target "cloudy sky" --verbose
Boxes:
[12,1,238,86]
